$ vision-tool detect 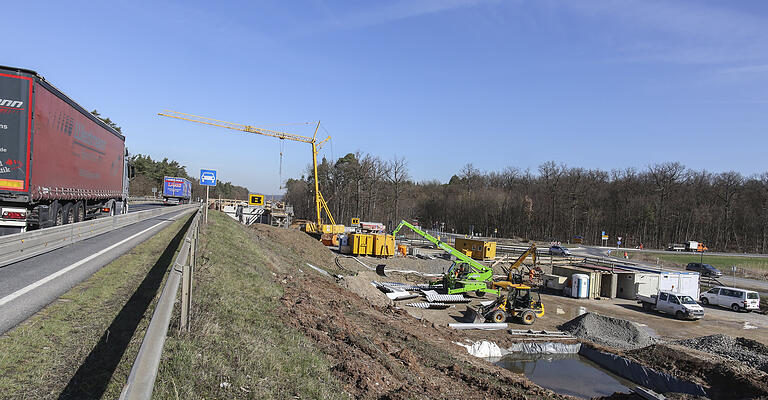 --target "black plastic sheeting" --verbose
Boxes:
[579,345,708,397]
